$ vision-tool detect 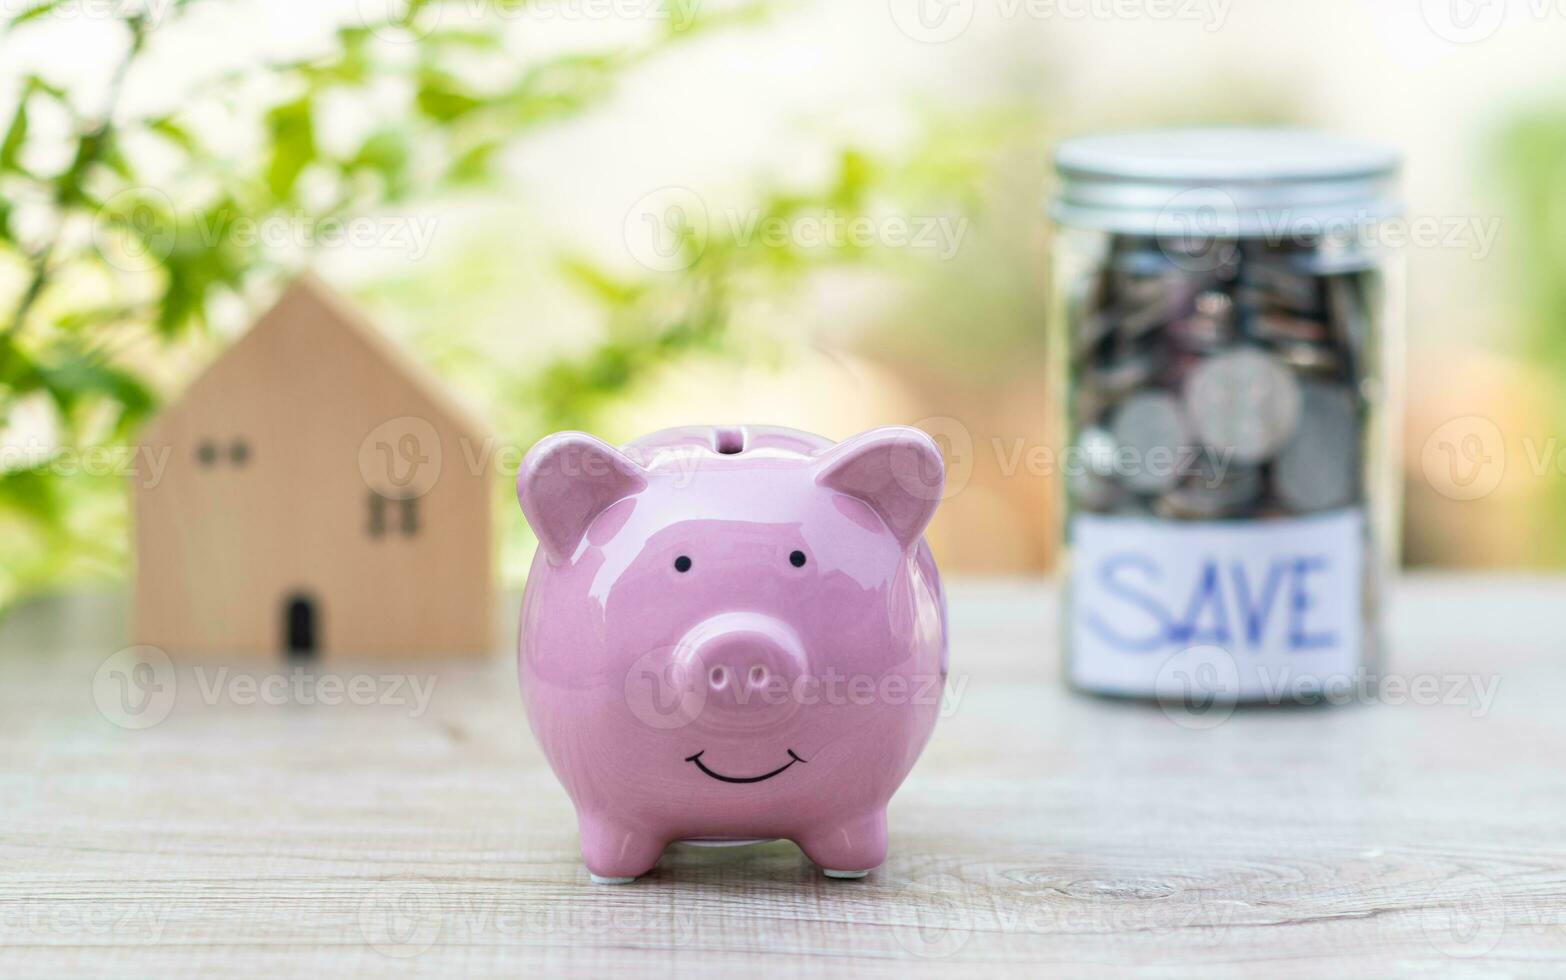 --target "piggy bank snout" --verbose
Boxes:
[674,614,807,727]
